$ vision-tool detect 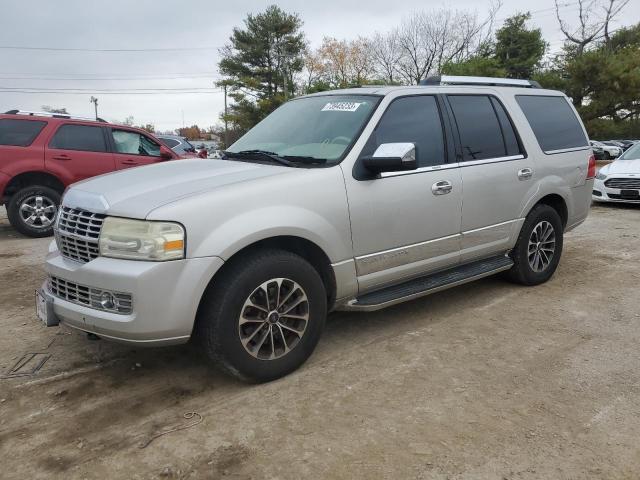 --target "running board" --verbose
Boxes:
[341,255,514,312]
